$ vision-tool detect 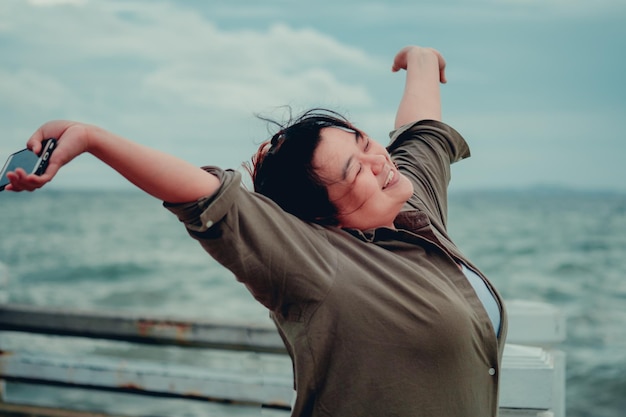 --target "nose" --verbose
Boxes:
[363,154,386,175]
